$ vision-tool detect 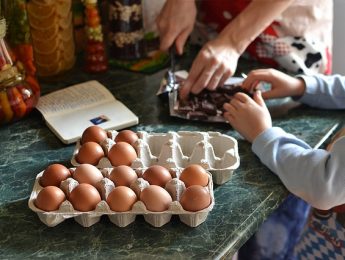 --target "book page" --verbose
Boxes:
[36,80,138,144]
[36,80,115,117]
[46,100,139,144]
